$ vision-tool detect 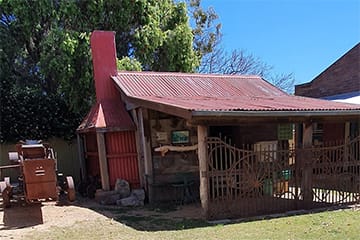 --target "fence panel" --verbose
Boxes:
[206,137,298,219]
[310,136,360,205]
[205,136,360,220]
